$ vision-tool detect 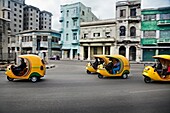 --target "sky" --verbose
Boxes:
[25,0,170,31]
